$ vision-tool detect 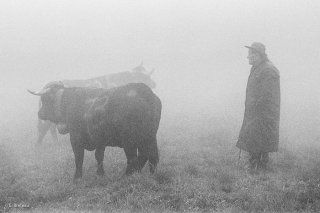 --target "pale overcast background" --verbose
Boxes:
[0,0,319,145]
